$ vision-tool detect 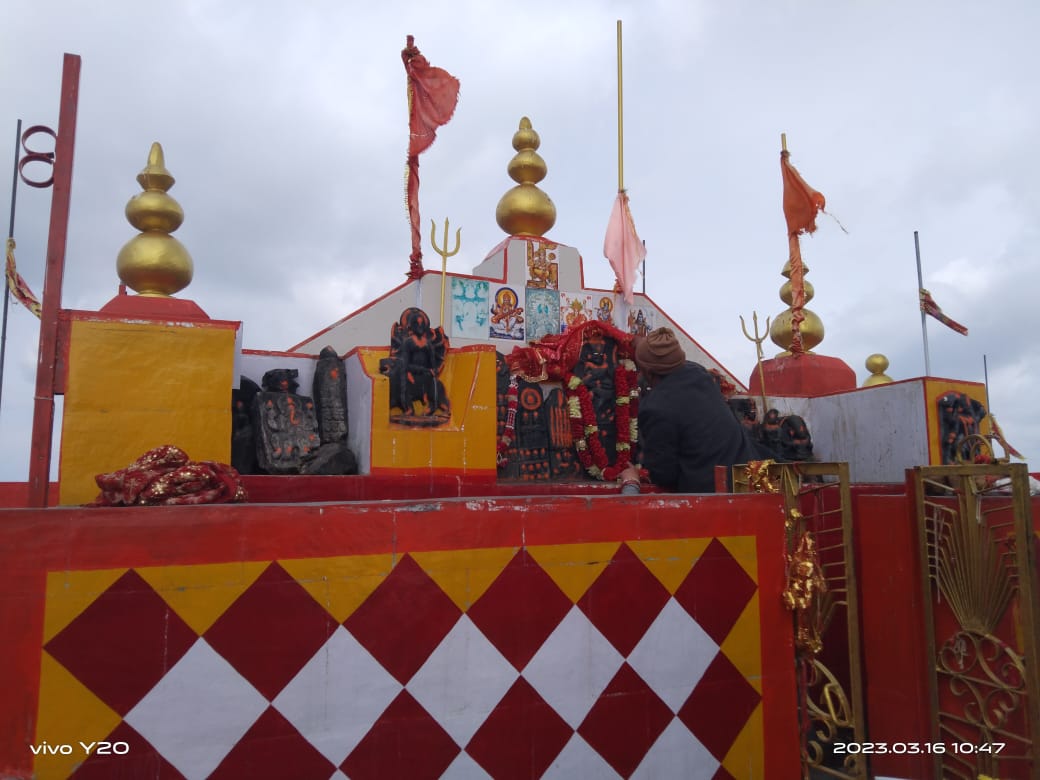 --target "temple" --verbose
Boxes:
[2,52,1039,780]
